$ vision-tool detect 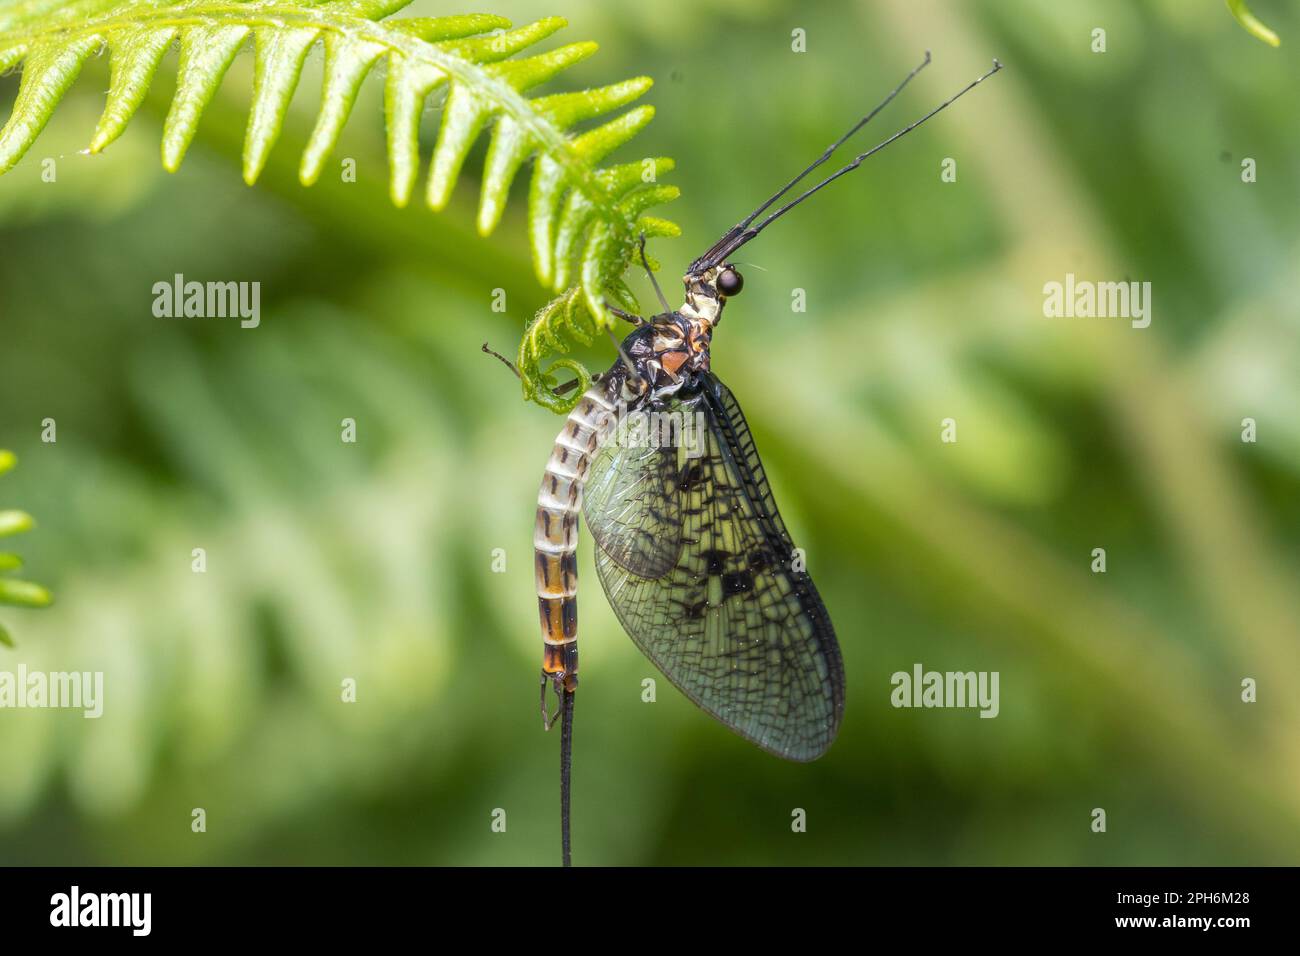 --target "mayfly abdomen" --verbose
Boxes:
[535,382,620,692]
